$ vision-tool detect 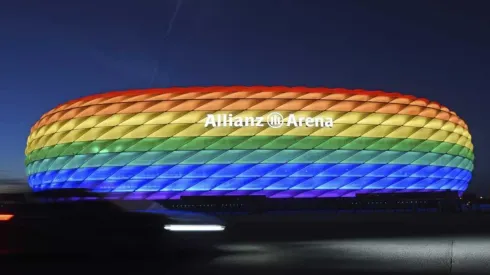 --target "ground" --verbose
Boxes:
[4,212,490,275]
